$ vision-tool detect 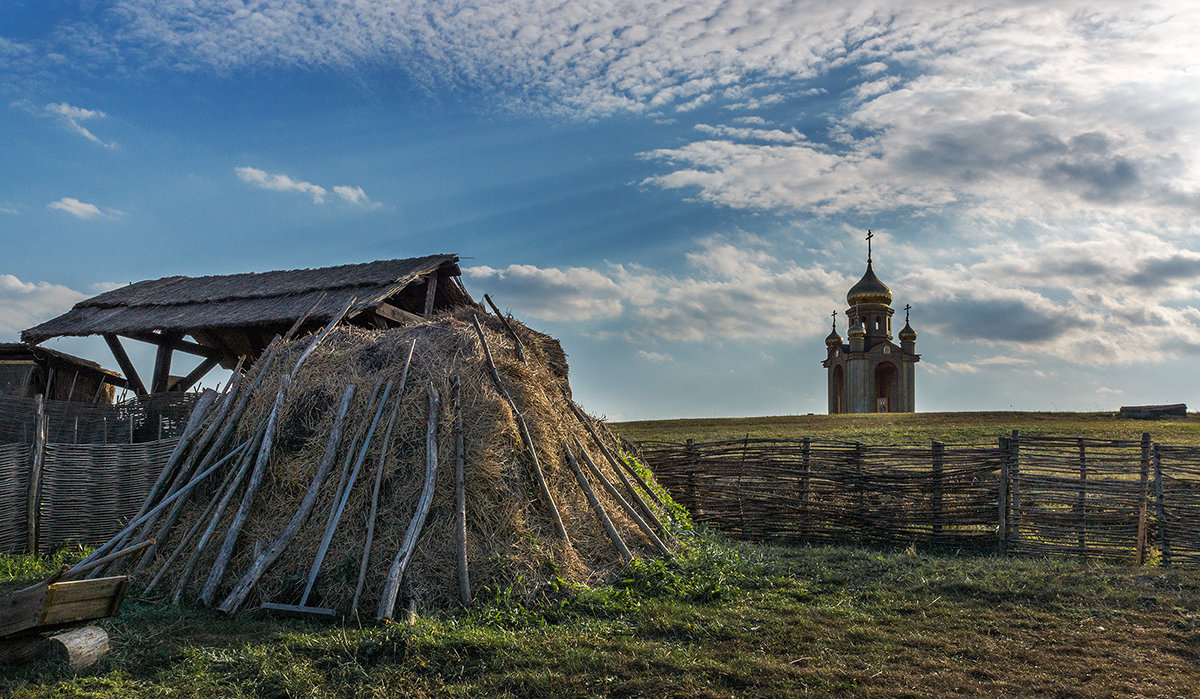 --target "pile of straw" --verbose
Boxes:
[73,307,680,617]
